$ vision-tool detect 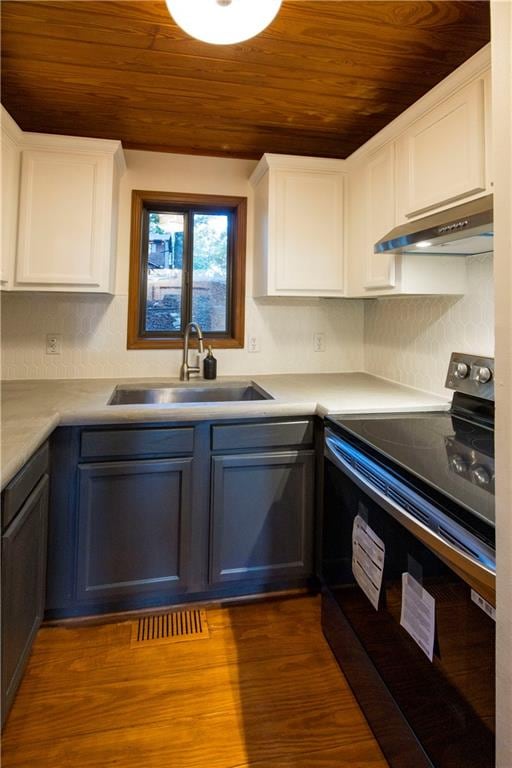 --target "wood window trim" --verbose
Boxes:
[127,190,246,350]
